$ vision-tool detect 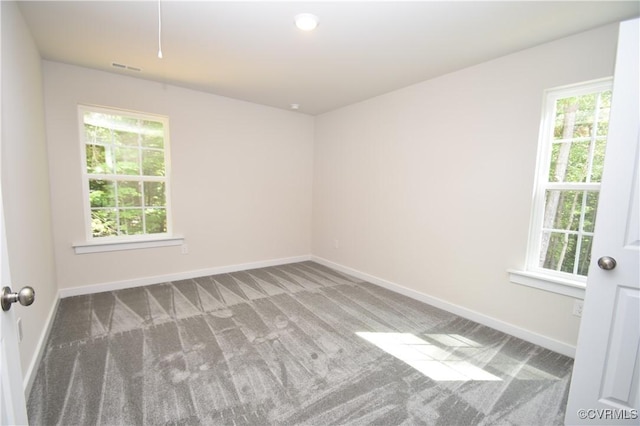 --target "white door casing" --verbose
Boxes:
[565,18,640,425]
